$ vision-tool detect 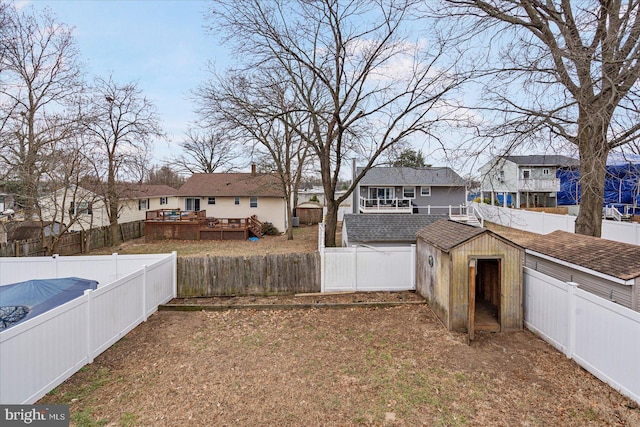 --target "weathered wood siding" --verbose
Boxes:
[526,254,637,312]
[416,240,451,328]
[450,234,523,332]
[177,252,321,296]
